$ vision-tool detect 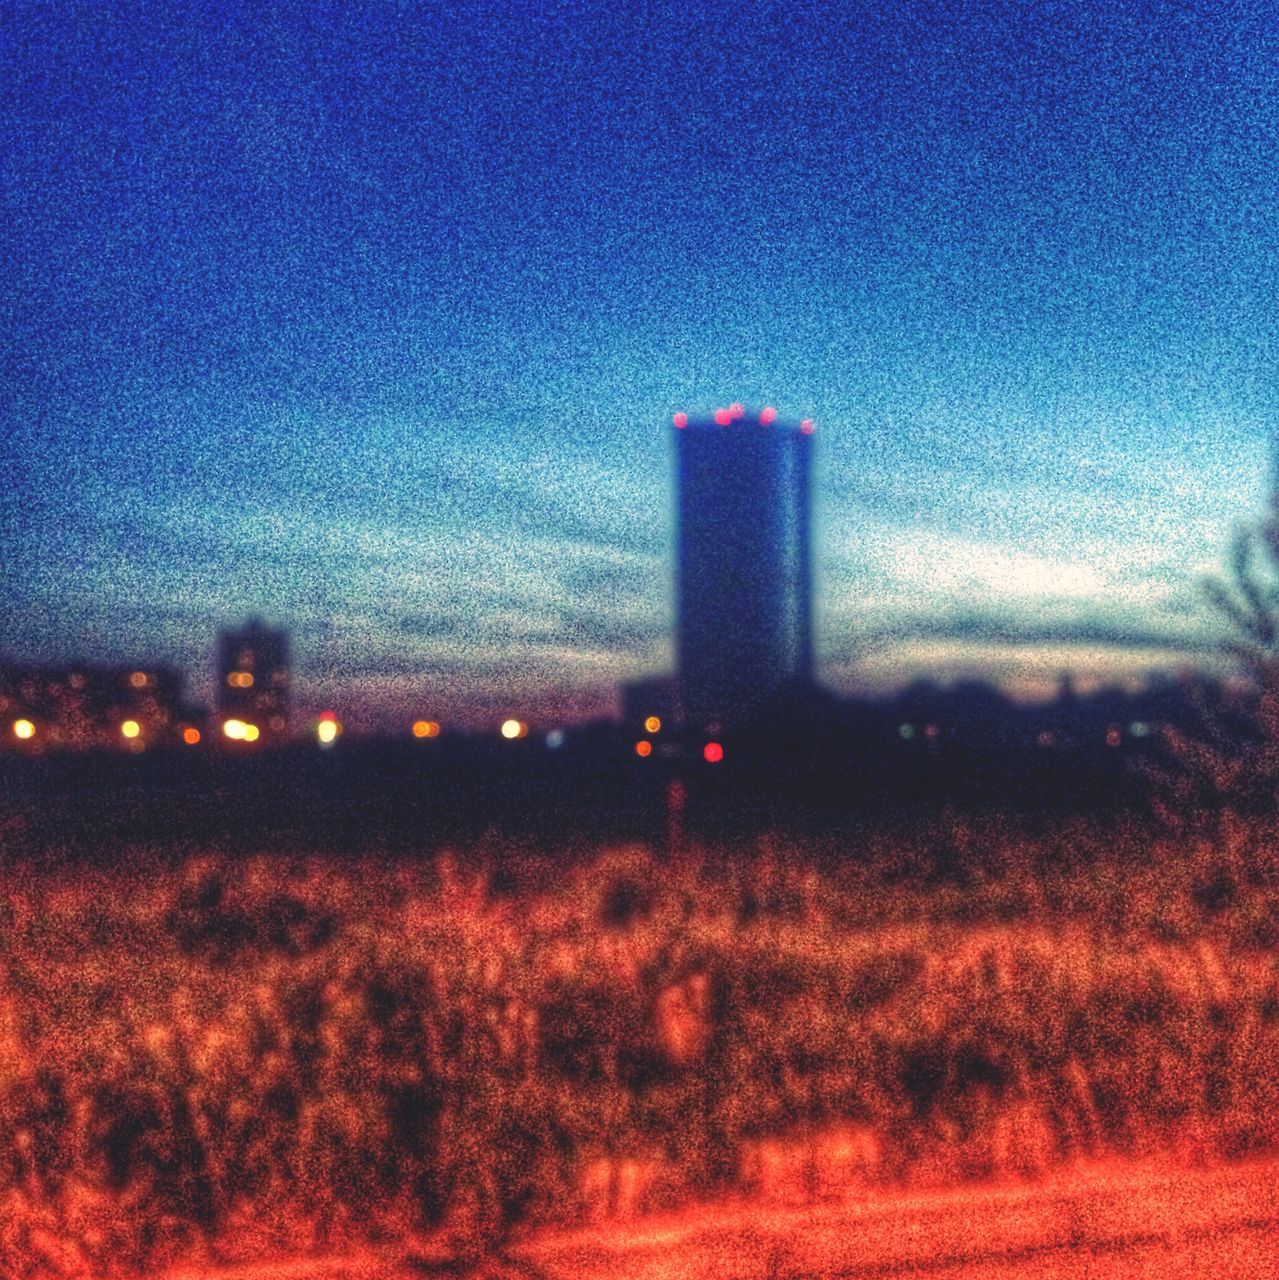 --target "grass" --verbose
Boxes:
[2,814,1279,1276]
